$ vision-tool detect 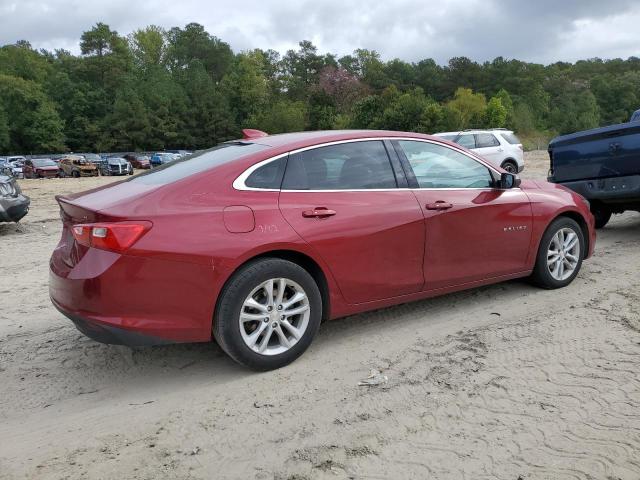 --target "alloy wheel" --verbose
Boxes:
[547,227,580,281]
[239,278,310,356]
